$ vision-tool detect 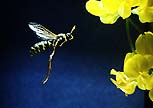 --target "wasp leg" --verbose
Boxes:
[52,39,56,46]
[59,40,67,47]
[42,46,56,84]
[59,36,67,47]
